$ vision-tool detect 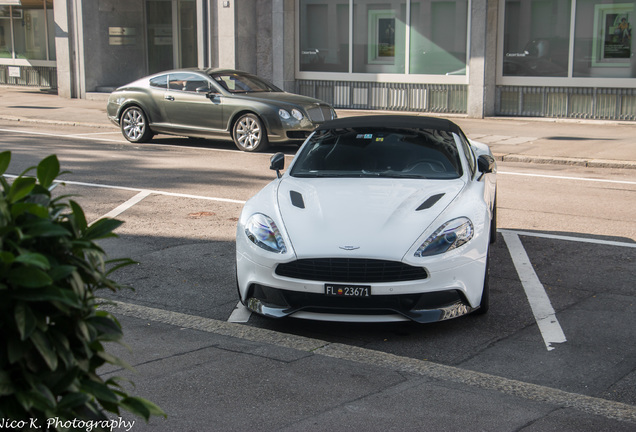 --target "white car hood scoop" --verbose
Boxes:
[277,177,465,259]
